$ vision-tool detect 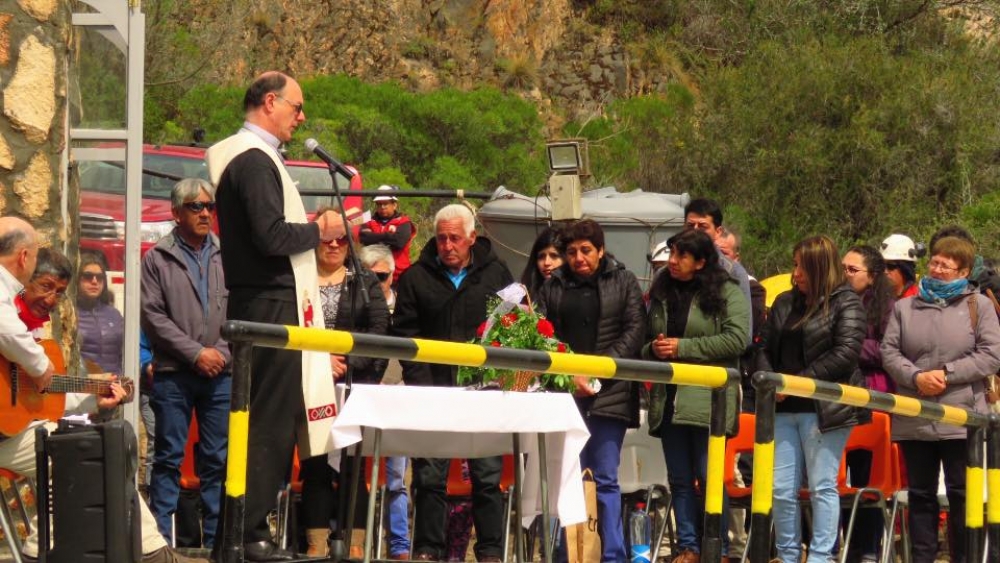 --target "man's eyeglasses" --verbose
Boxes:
[275,95,304,115]
[183,201,216,213]
[28,281,67,300]
[843,265,867,276]
[81,272,105,283]
[372,271,391,282]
